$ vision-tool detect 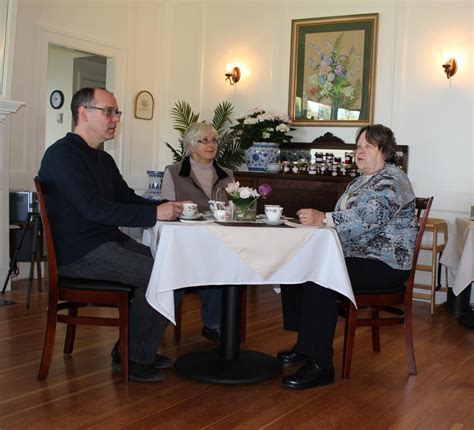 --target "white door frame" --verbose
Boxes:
[34,25,128,171]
